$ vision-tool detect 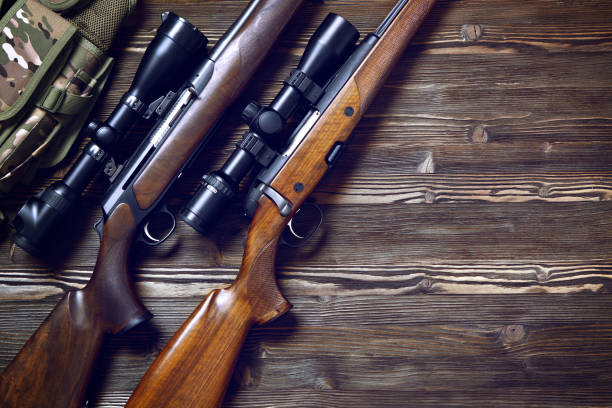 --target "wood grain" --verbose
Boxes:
[4,296,612,407]
[1,0,611,406]
[0,203,149,408]
[126,196,291,407]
